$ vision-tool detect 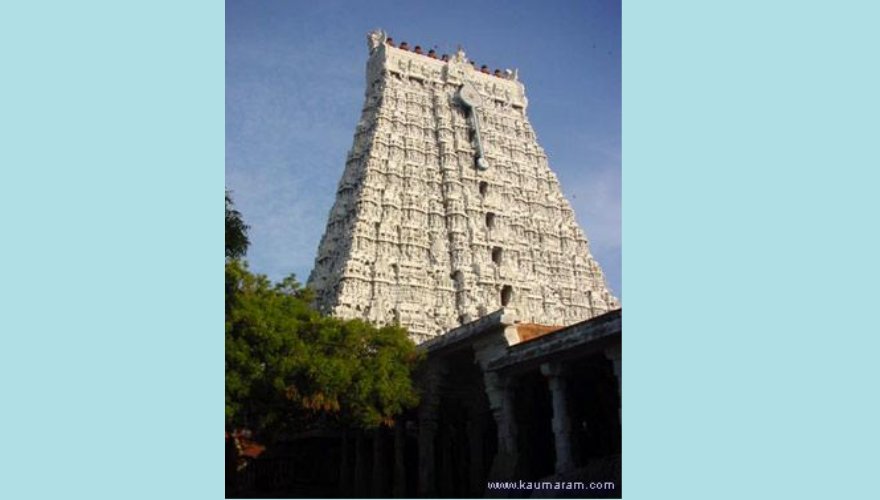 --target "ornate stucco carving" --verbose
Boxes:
[308,32,620,344]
